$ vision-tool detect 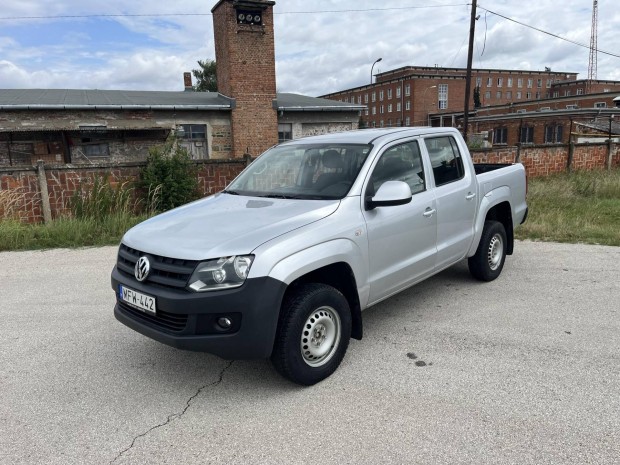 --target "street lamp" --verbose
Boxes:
[370,58,382,84]
[423,85,437,126]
